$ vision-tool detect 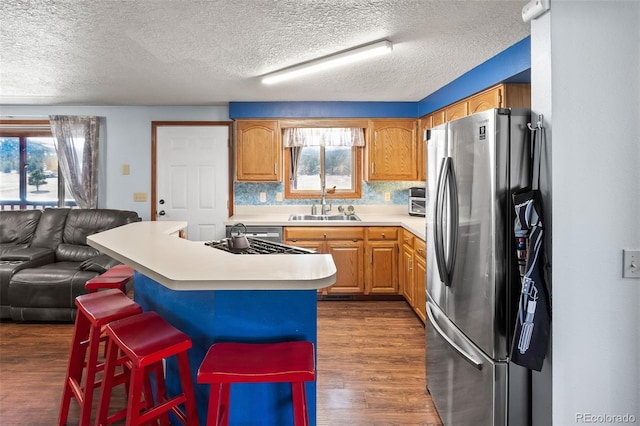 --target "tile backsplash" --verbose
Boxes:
[234,181,424,206]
